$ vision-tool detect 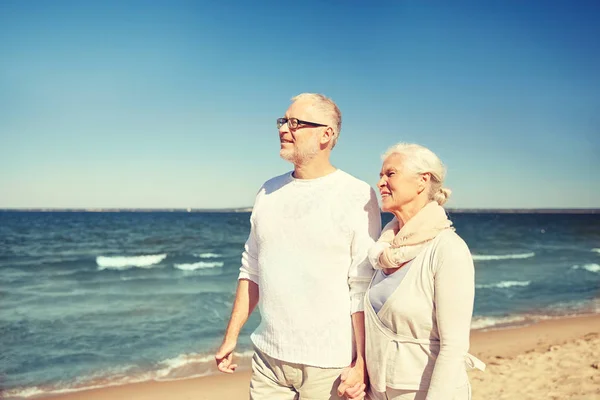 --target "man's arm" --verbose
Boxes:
[351,312,366,371]
[215,278,259,373]
[337,312,368,399]
[347,188,382,314]
[215,212,261,373]
[339,187,381,399]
